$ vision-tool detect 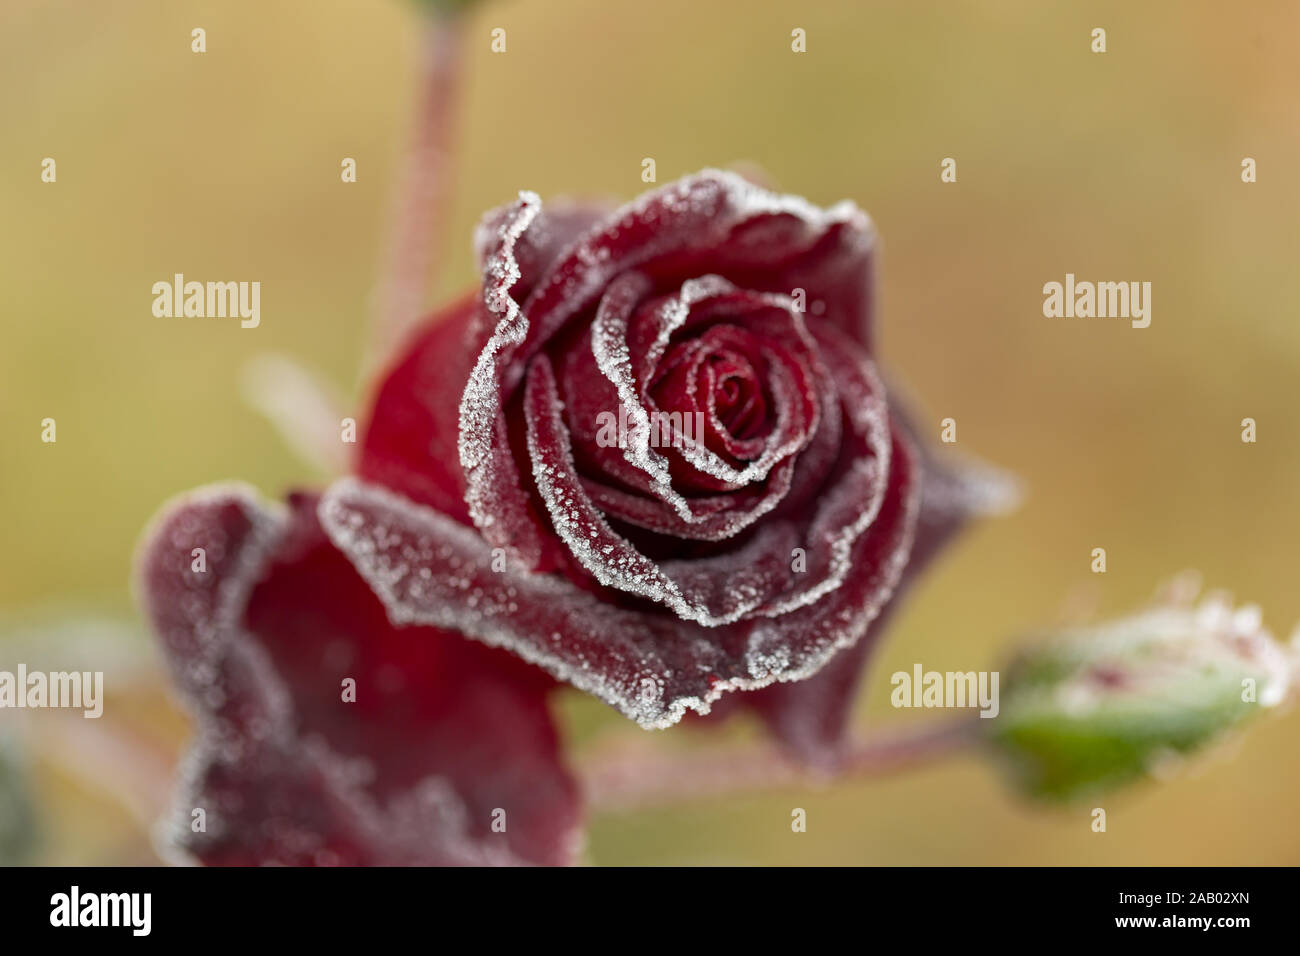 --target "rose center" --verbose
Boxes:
[648,330,773,461]
[702,351,767,441]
